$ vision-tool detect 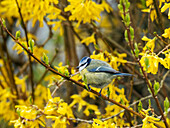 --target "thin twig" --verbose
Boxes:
[157,44,170,56]
[154,33,168,45]
[0,18,144,119]
[152,0,164,33]
[159,69,170,92]
[0,27,18,96]
[68,117,93,124]
[16,61,29,77]
[51,80,66,97]
[70,71,80,77]
[15,0,34,100]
